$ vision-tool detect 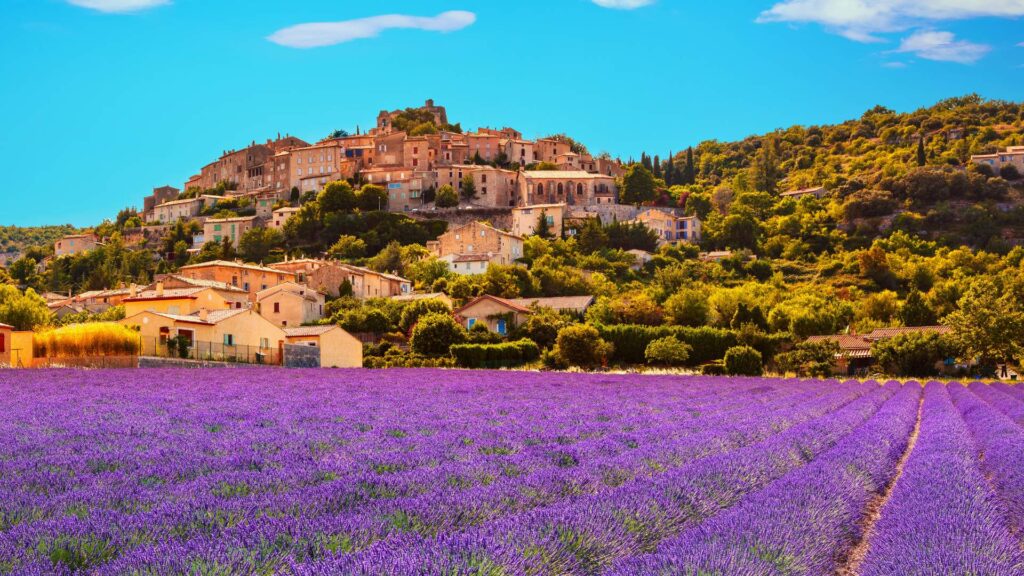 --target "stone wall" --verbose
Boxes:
[283,344,321,368]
